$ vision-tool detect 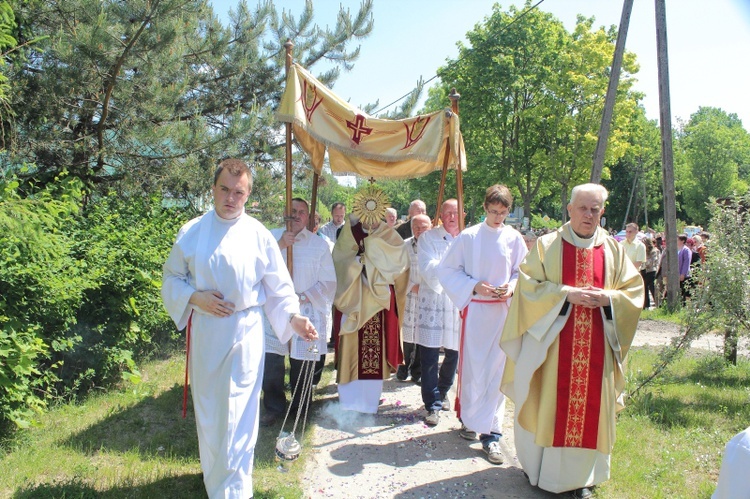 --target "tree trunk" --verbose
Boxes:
[724,327,738,365]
